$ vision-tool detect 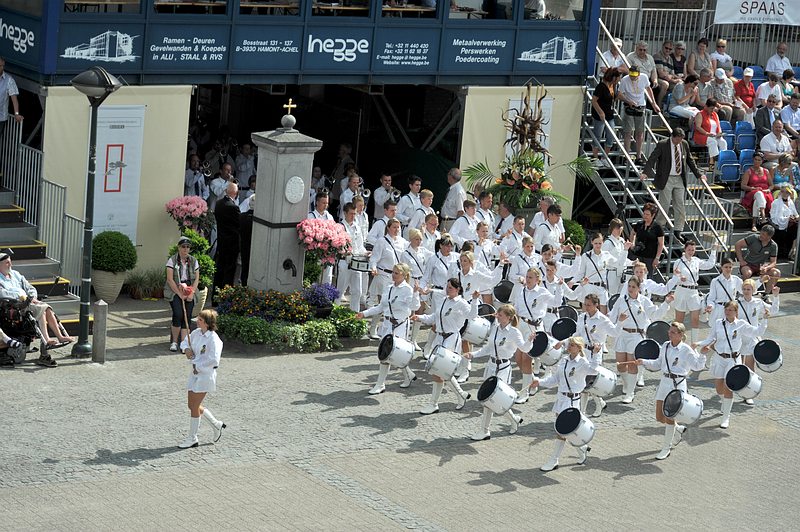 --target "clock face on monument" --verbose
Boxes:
[284,176,305,204]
